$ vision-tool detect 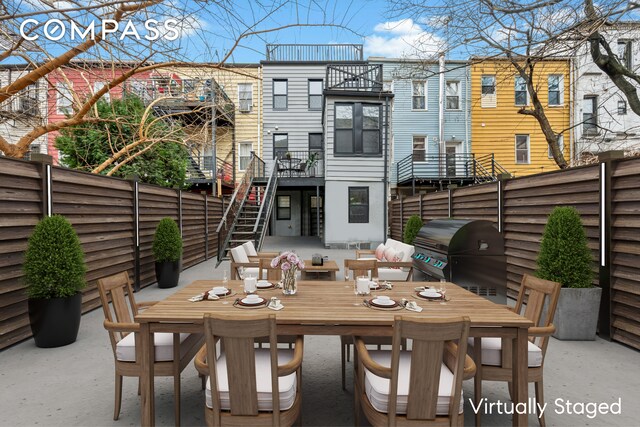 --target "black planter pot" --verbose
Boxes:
[28,293,82,348]
[155,260,181,288]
